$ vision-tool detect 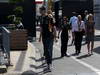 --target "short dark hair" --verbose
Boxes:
[72,12,77,16]
[84,10,88,13]
[40,6,46,11]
